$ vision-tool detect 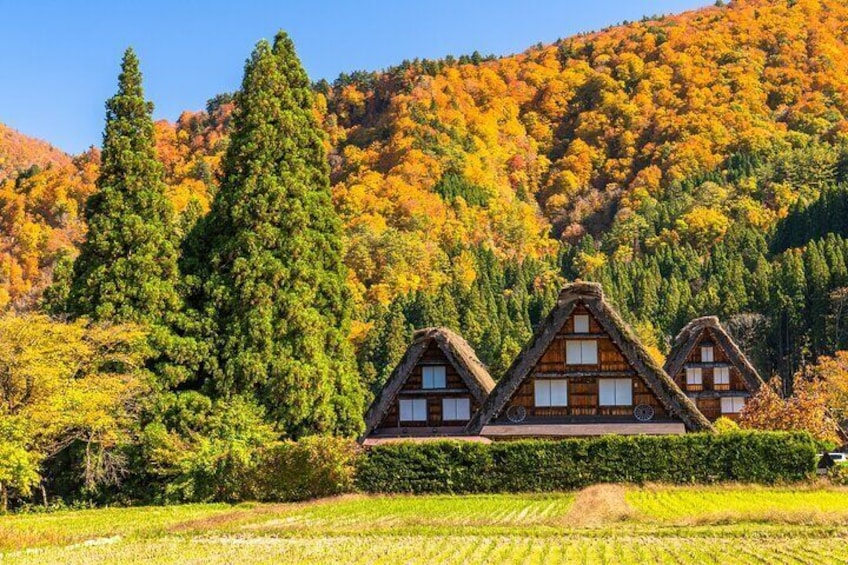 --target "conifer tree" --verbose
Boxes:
[193,32,364,437]
[67,49,180,325]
